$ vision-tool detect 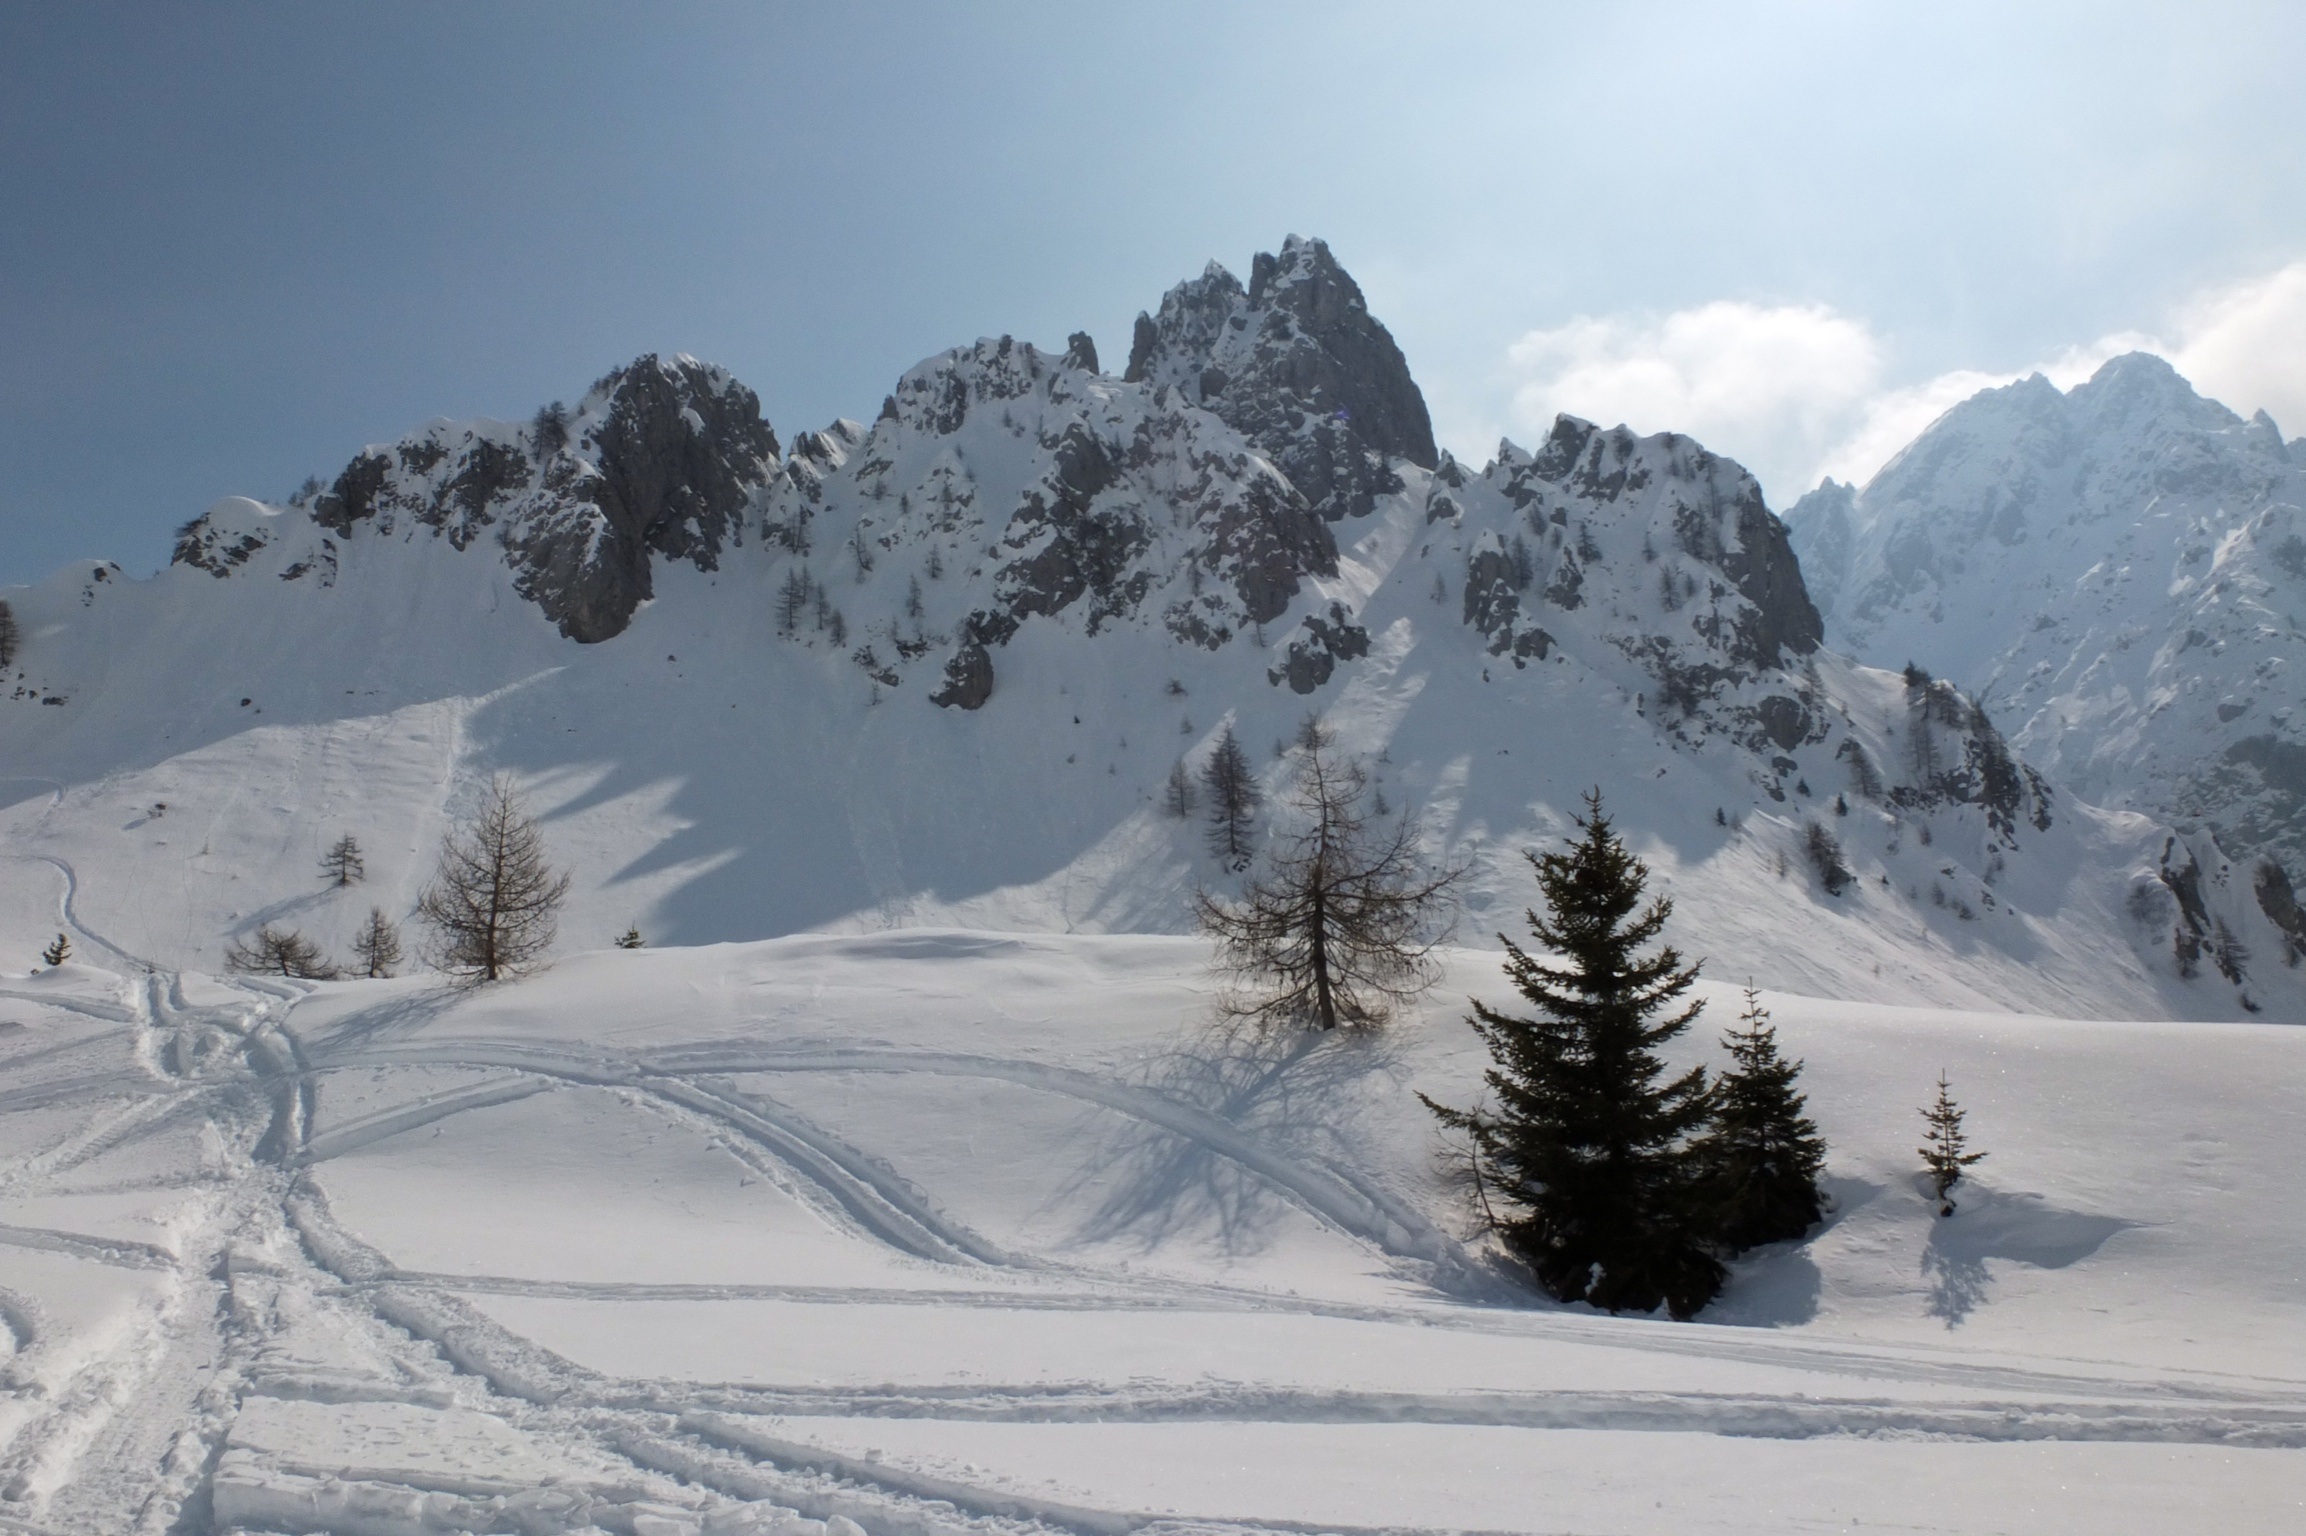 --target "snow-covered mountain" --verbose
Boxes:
[1787,354,2306,987]
[4,244,2294,1019]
